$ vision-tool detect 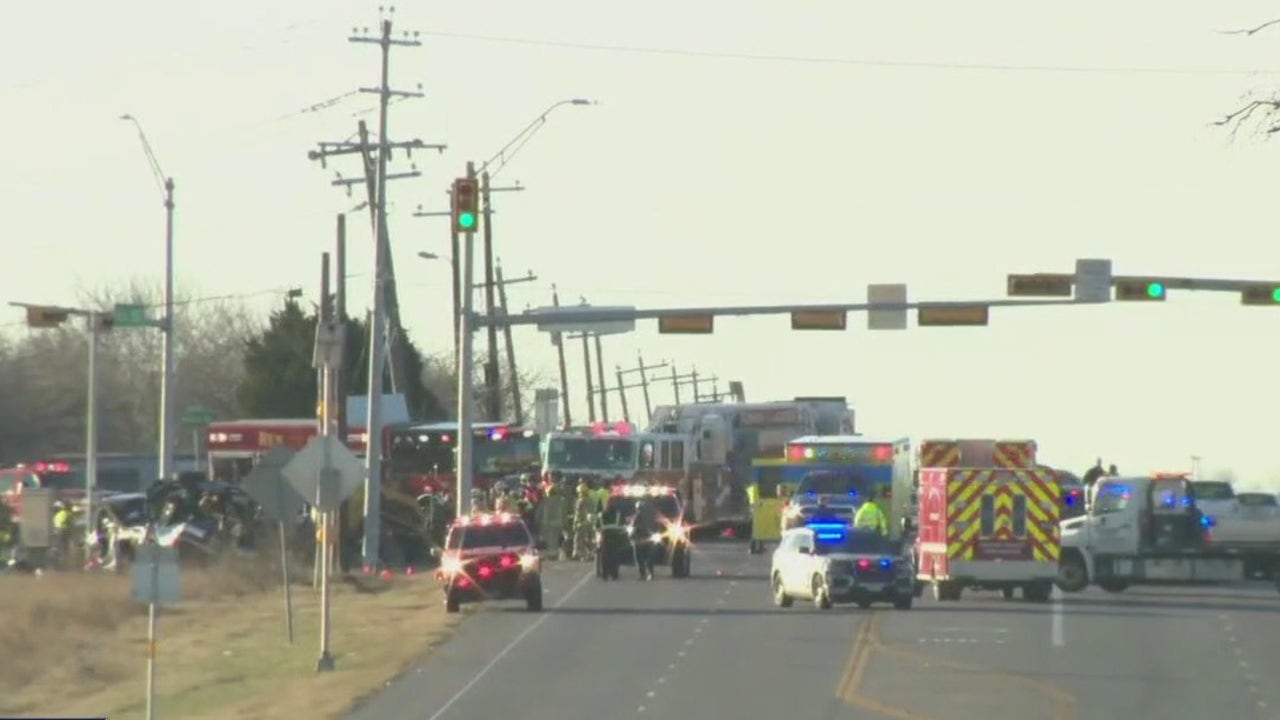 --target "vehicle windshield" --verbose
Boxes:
[210,457,254,484]
[1238,493,1278,507]
[606,495,681,520]
[1191,481,1234,501]
[475,435,540,474]
[797,471,868,497]
[814,529,896,556]
[388,430,456,473]
[102,496,149,526]
[1092,482,1132,514]
[447,522,531,550]
[546,438,636,471]
[37,471,80,491]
